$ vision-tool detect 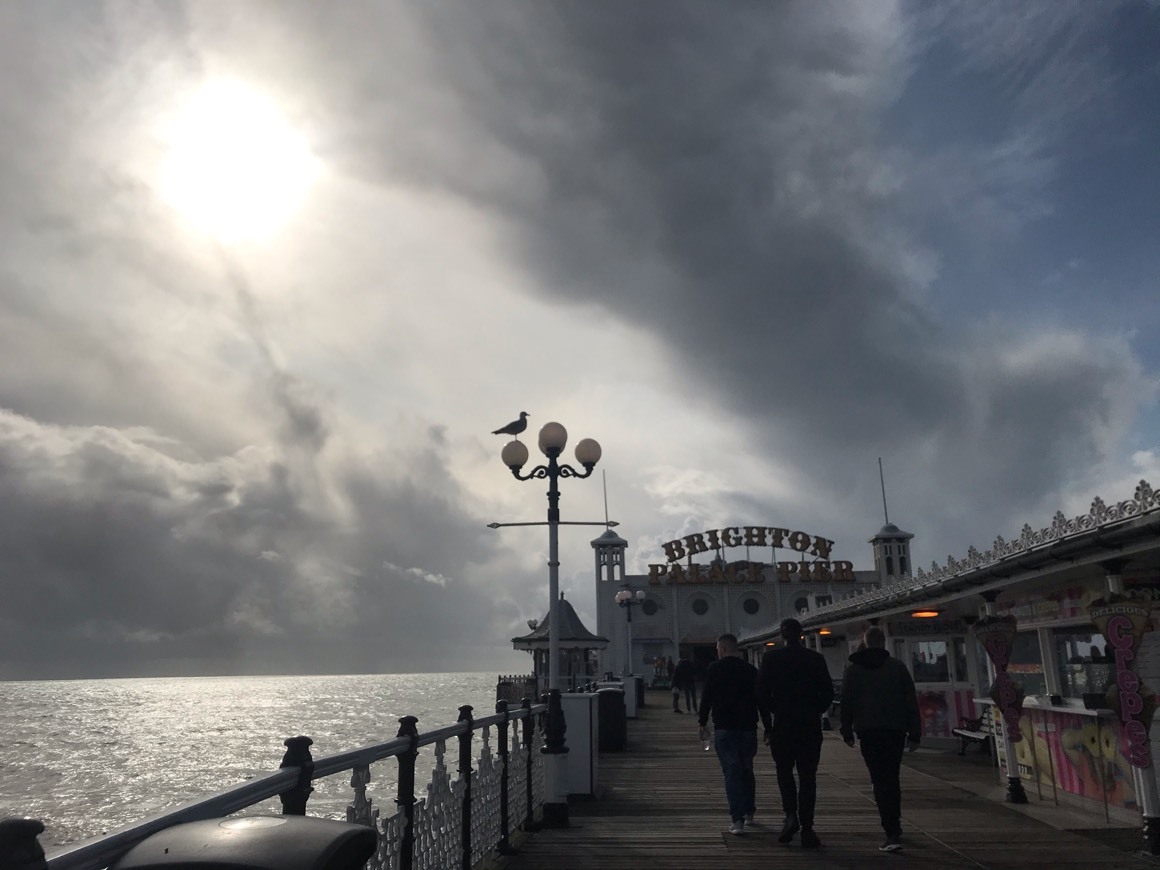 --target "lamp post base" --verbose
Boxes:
[1004,776,1029,804]
[1141,815,1160,856]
